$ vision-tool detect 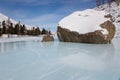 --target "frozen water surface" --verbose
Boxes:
[0,39,120,80]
